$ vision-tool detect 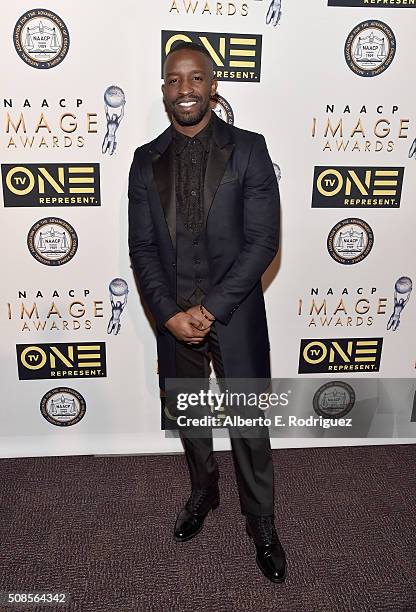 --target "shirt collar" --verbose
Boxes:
[173,113,213,154]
